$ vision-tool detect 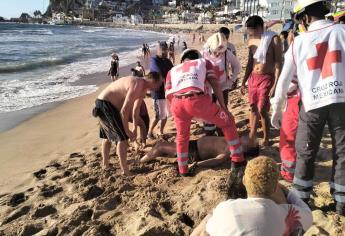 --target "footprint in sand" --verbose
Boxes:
[7,192,27,207]
[82,185,104,201]
[32,204,57,219]
[33,169,47,180]
[39,185,63,198]
[2,205,31,225]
